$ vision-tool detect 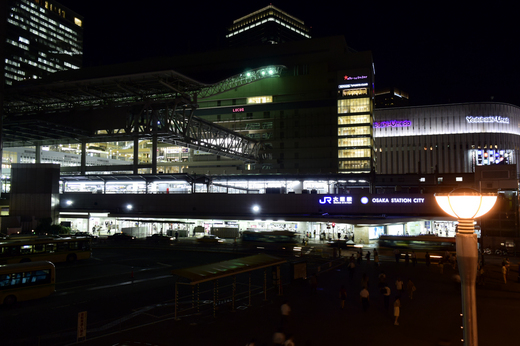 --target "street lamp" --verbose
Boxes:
[435,188,497,346]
